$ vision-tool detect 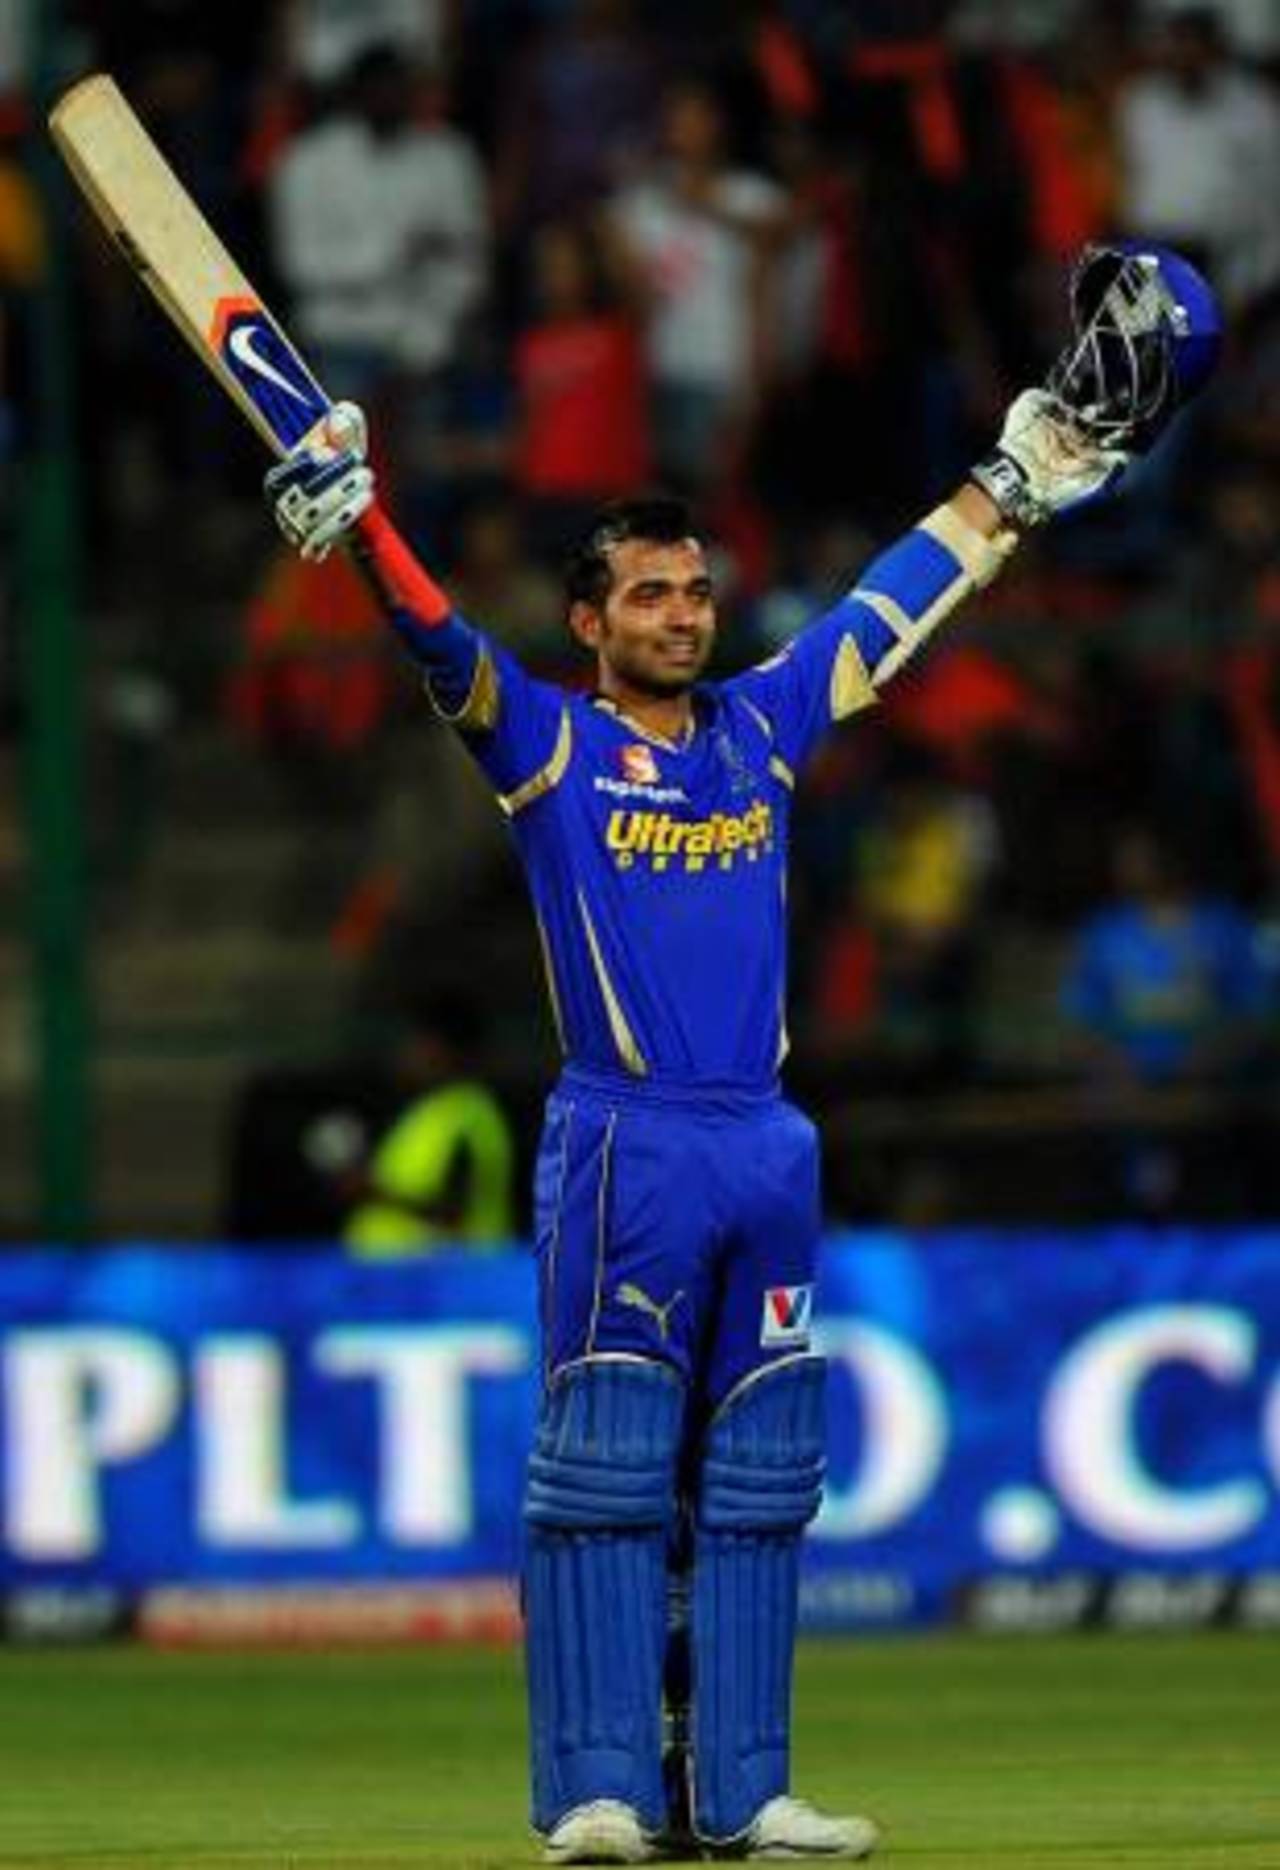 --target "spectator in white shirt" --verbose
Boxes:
[268,45,488,417]
[610,77,788,493]
[281,0,454,91]
[1143,0,1280,63]
[1117,5,1280,310]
